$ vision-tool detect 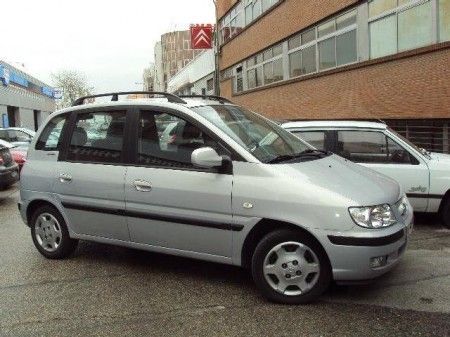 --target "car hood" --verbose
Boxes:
[276,154,402,206]
[427,152,450,170]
